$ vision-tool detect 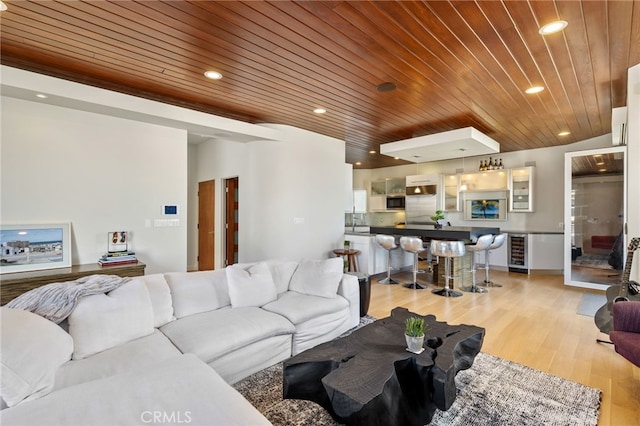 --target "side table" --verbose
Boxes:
[346,272,370,317]
[333,249,361,272]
